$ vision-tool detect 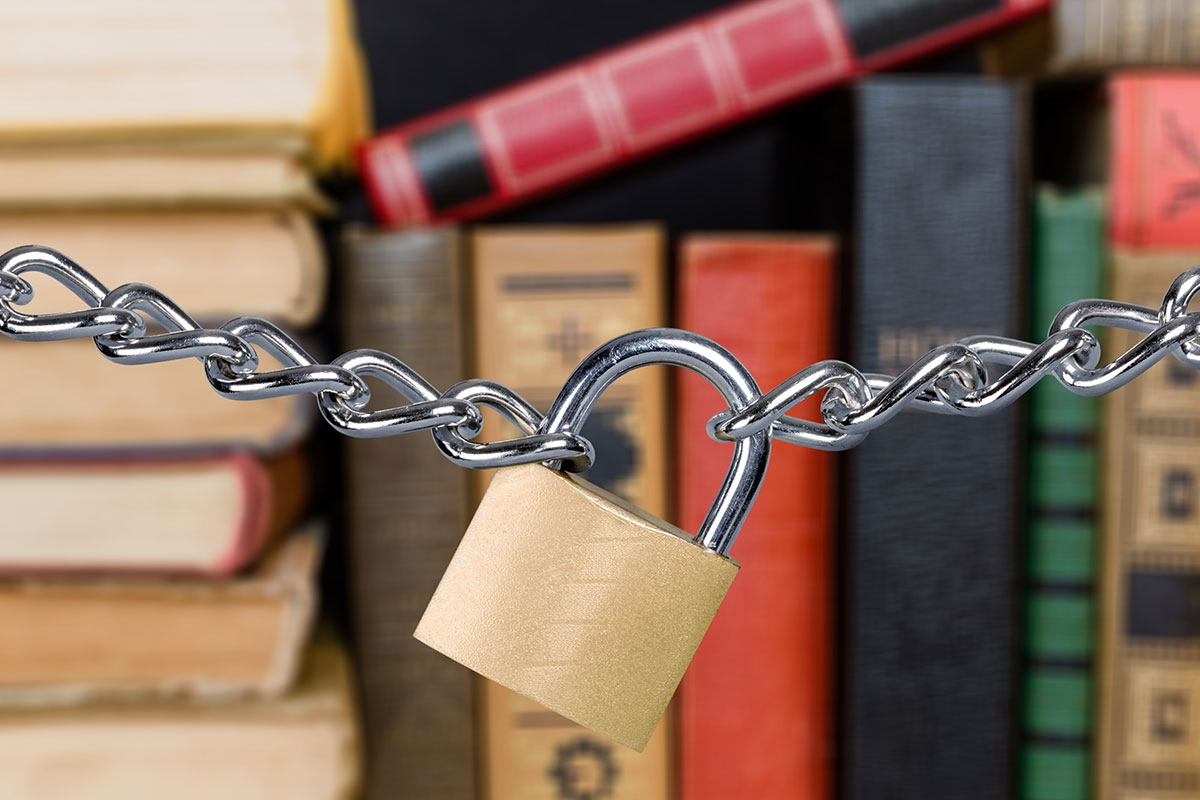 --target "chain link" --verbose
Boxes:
[3,245,1200,473]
